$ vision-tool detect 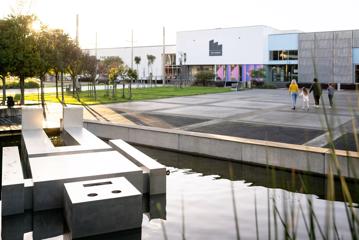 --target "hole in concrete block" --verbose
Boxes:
[112,190,122,194]
[83,181,112,187]
[44,128,80,147]
[87,193,98,197]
